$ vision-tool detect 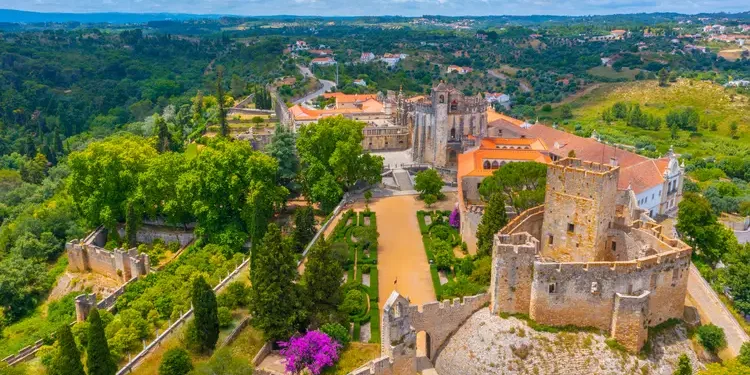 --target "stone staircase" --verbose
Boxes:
[393,169,414,191]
